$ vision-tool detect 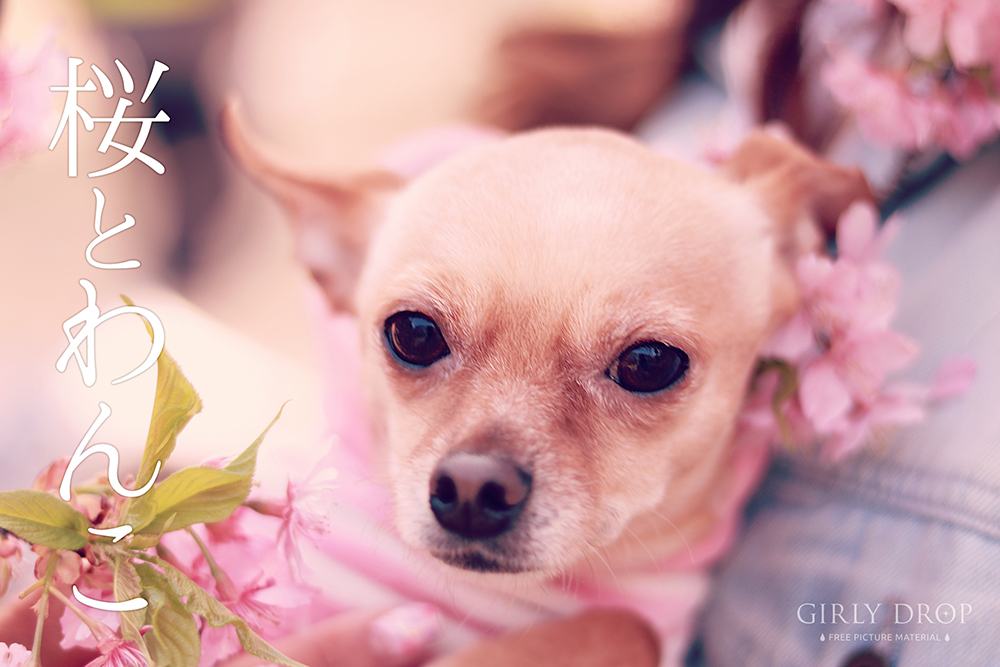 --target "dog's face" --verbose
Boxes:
[356,130,787,574]
[224,114,869,577]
